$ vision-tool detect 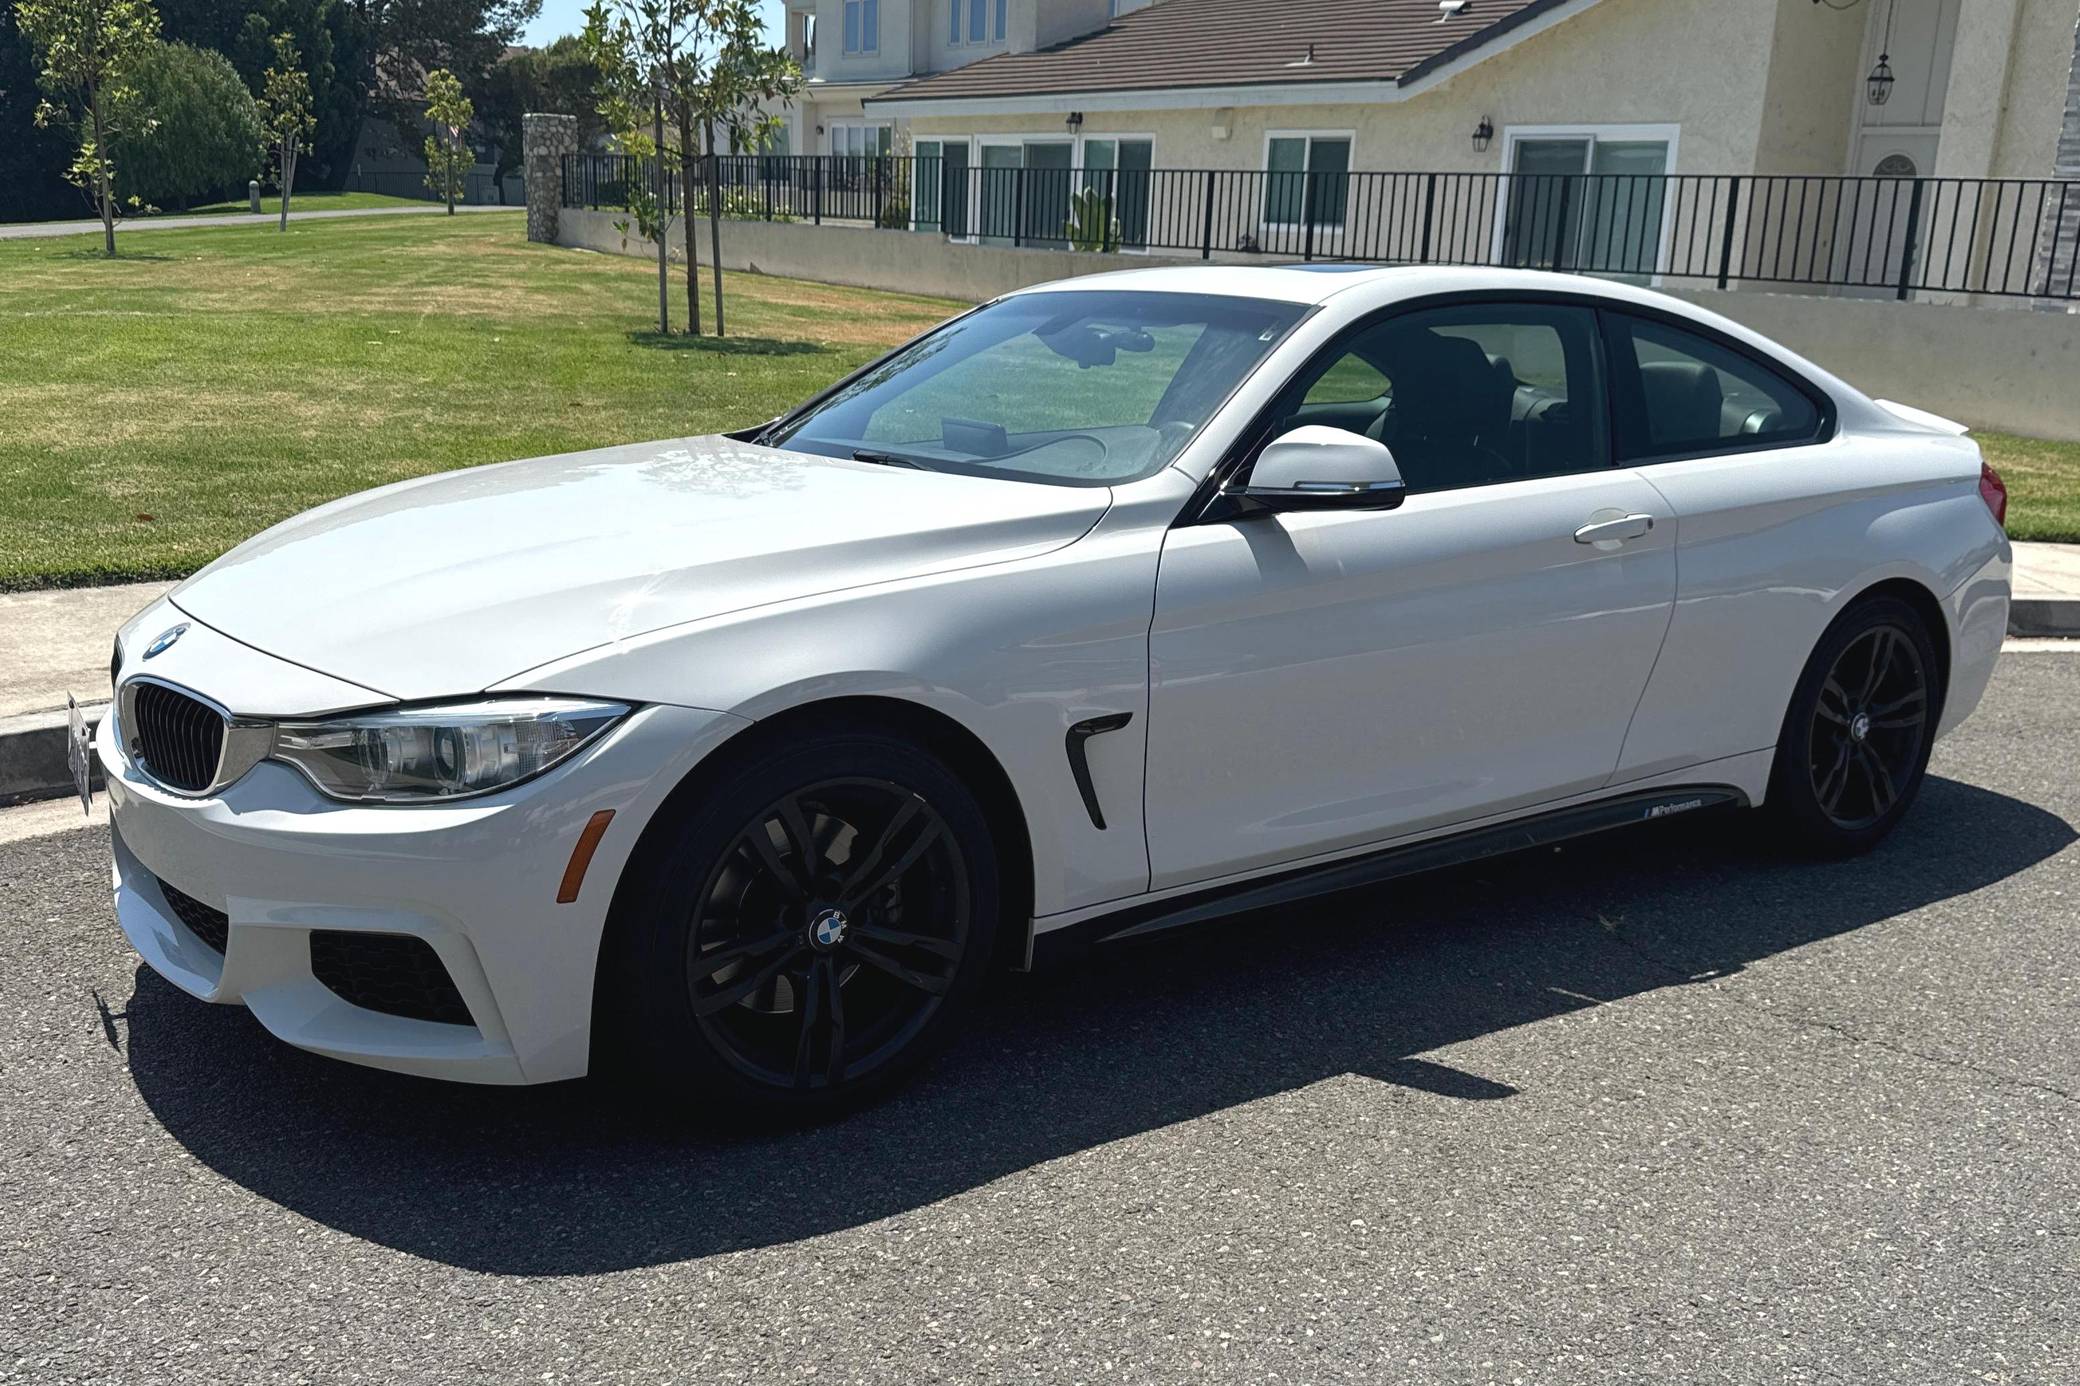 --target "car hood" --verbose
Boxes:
[171,436,1111,703]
